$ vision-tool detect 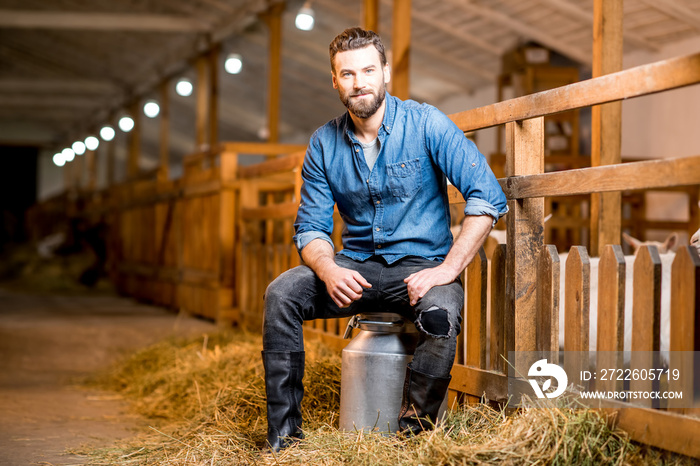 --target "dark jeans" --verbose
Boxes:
[262,254,463,378]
